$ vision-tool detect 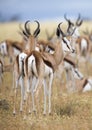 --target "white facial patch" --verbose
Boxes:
[62,37,72,53]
